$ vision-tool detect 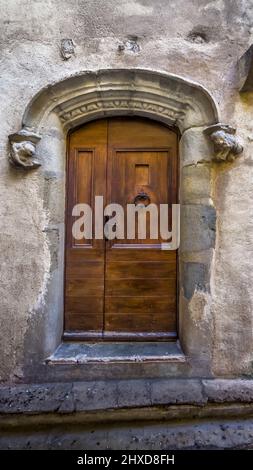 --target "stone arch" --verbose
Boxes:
[14,69,226,379]
[22,69,219,134]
